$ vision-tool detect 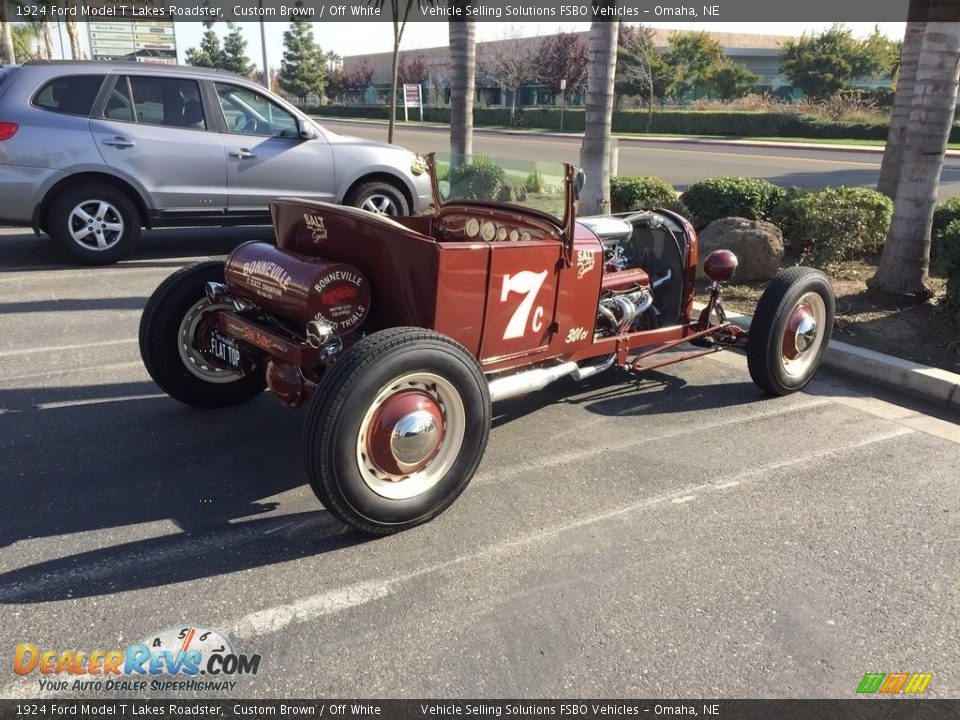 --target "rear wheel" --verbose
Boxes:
[48,183,141,265]
[139,261,266,408]
[344,180,409,216]
[304,328,490,535]
[747,267,835,396]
